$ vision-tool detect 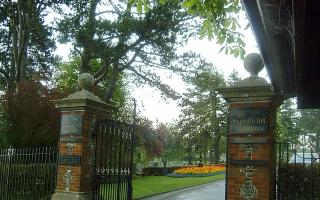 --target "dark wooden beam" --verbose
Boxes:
[242,0,296,97]
[292,0,305,107]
